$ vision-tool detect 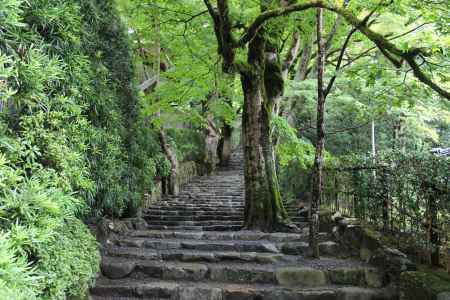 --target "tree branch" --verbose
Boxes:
[324,26,358,97]
[233,0,450,100]
[282,31,301,79]
[217,0,236,72]
[341,22,431,69]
